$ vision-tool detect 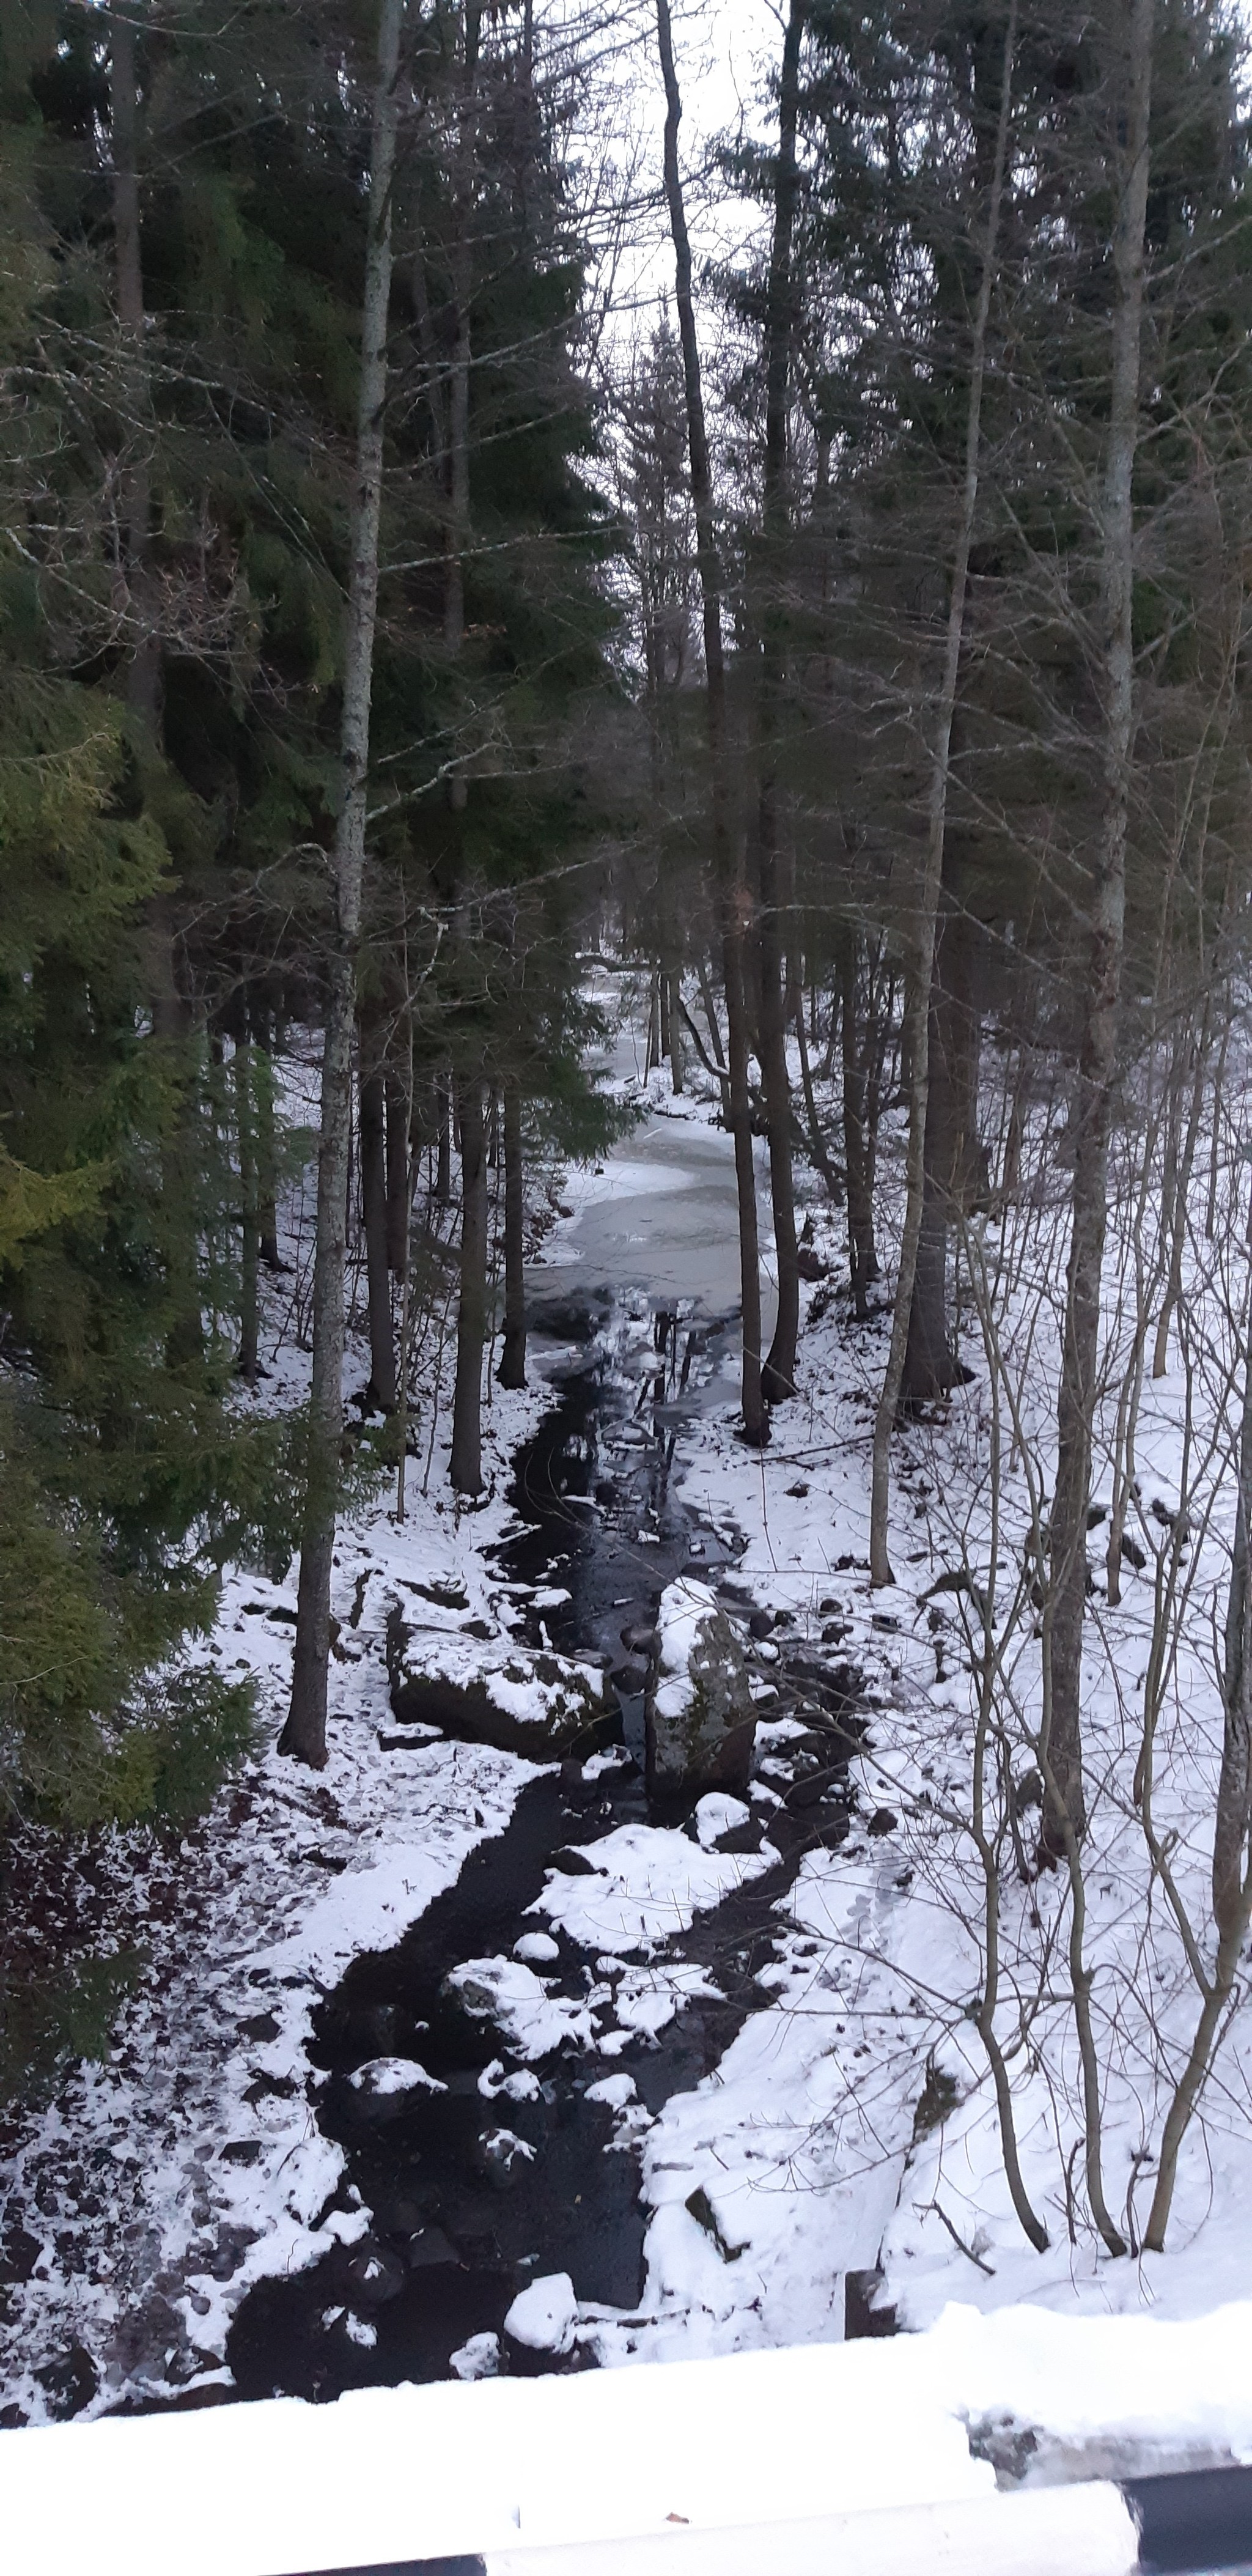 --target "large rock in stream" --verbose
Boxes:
[646,1577,756,1795]
[386,1607,609,1756]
